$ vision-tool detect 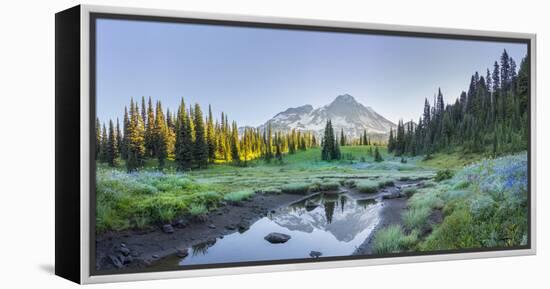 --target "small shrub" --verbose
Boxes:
[373,225,418,254]
[378,179,395,188]
[402,206,431,230]
[261,187,282,194]
[403,187,417,198]
[356,180,379,194]
[421,208,479,250]
[419,181,436,188]
[319,182,340,191]
[344,179,356,188]
[281,183,310,194]
[224,190,254,202]
[452,180,470,190]
[400,157,408,164]
[435,169,454,182]
[188,203,208,216]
